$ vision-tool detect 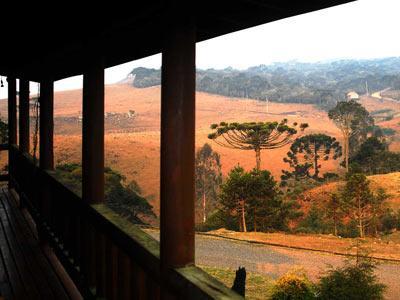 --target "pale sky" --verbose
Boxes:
[1,0,400,99]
